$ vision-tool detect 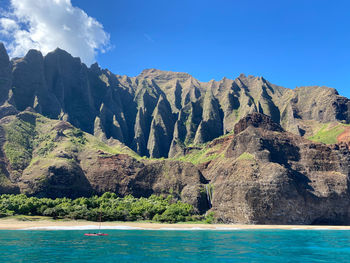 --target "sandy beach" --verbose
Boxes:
[1,217,350,230]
